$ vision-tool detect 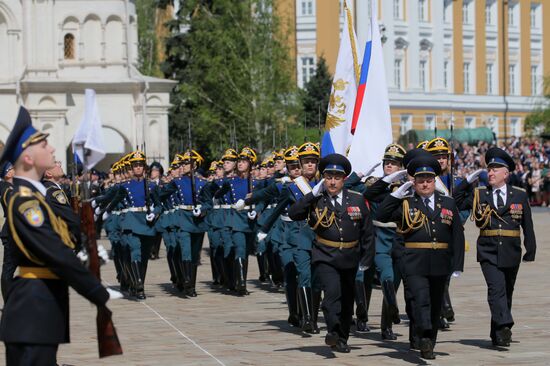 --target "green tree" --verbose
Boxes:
[525,76,550,136]
[136,0,160,76]
[300,56,332,129]
[162,0,298,161]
